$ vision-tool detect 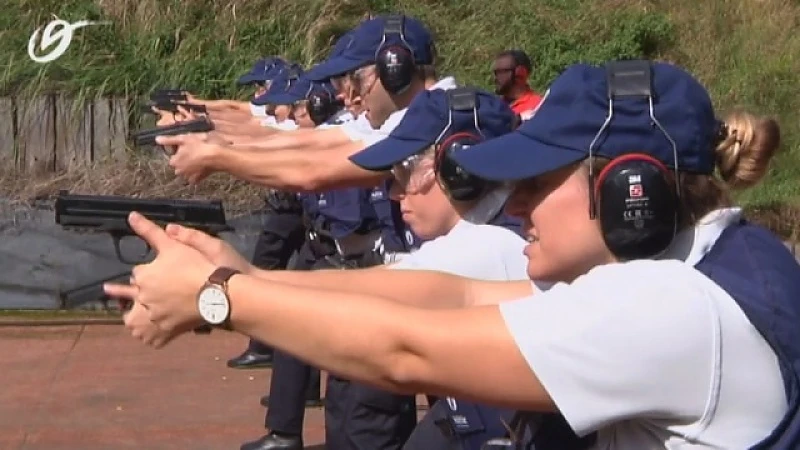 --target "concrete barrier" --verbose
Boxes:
[0,200,266,309]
